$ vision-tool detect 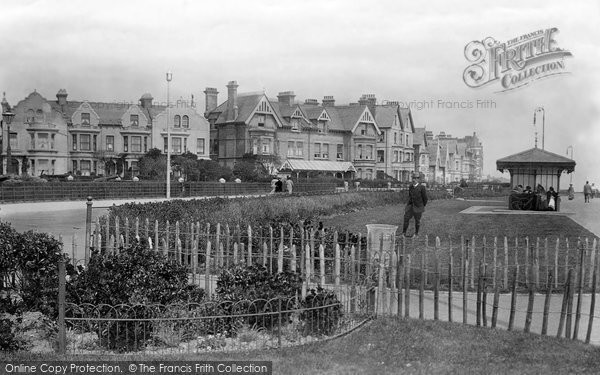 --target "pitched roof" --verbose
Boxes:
[279,159,356,173]
[413,127,427,146]
[334,105,370,132]
[399,107,414,132]
[496,147,576,172]
[213,93,264,124]
[372,106,397,129]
